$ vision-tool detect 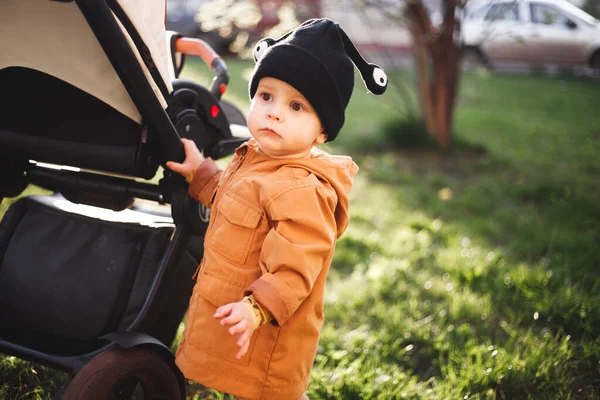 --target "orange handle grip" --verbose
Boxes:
[175,37,220,68]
